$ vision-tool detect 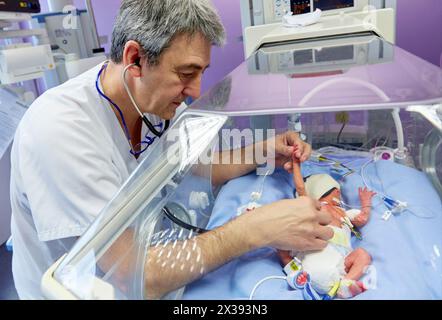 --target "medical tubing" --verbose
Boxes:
[122,64,170,137]
[122,64,146,119]
[391,108,405,152]
[162,206,209,234]
[249,276,286,300]
[361,160,435,219]
[256,170,271,198]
